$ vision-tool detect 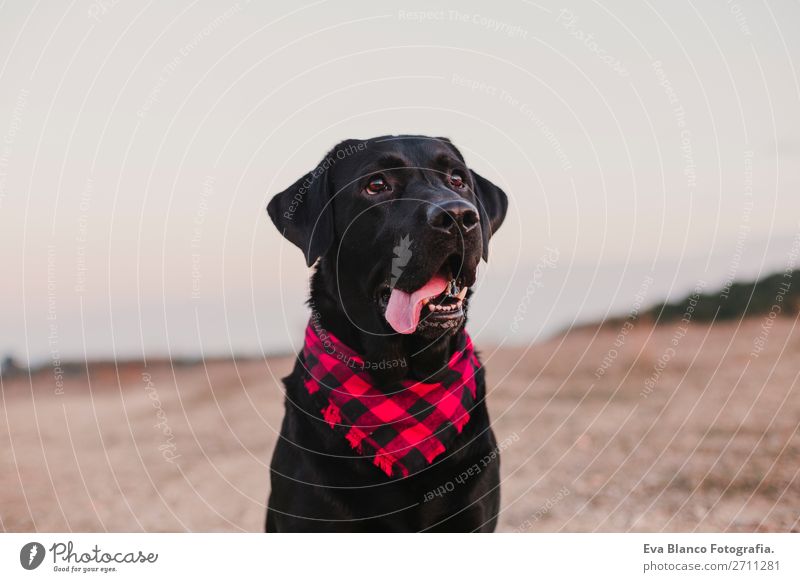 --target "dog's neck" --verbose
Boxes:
[308,263,461,386]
